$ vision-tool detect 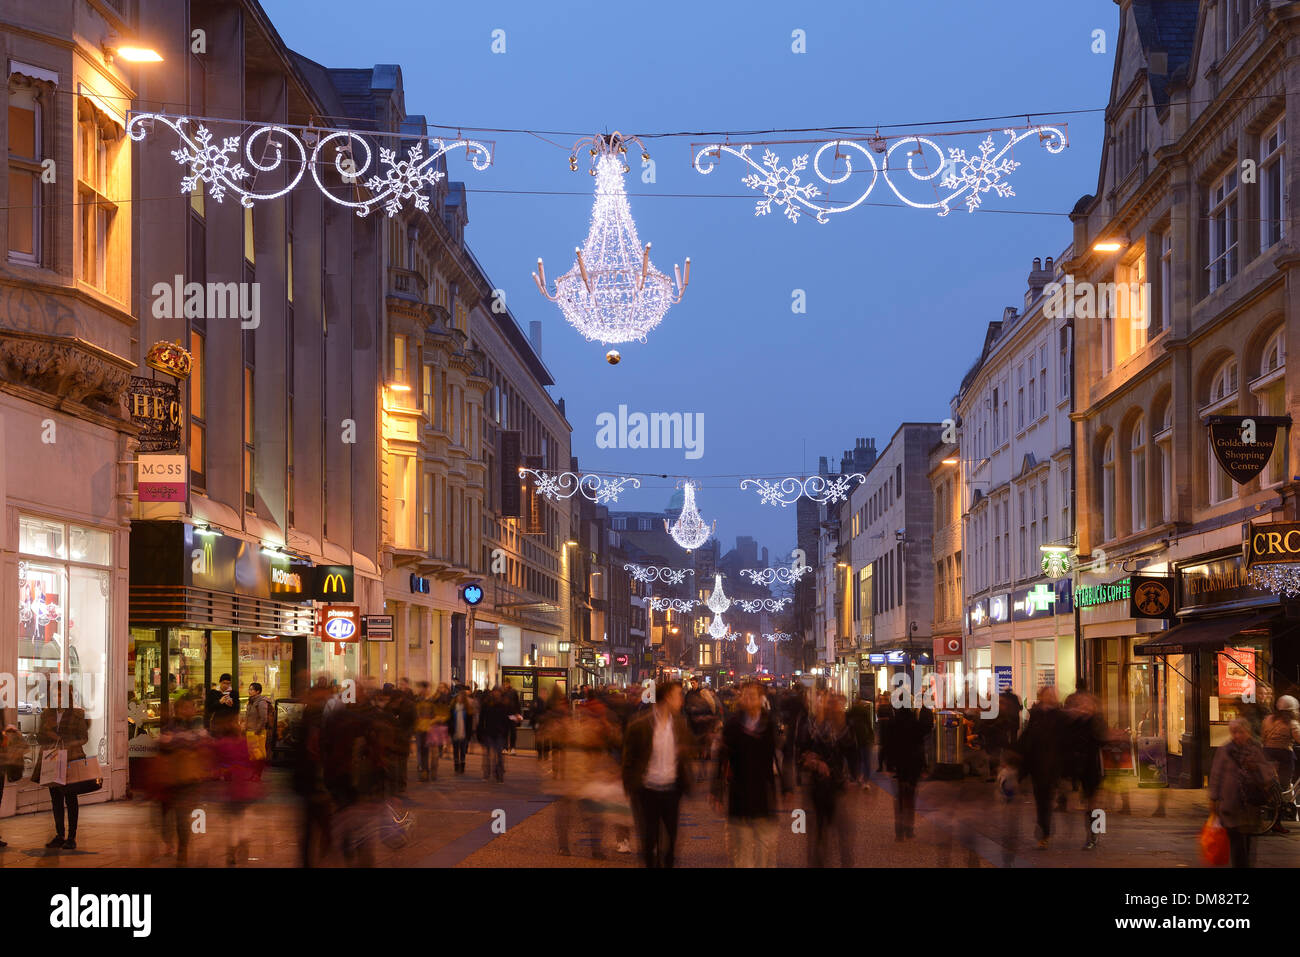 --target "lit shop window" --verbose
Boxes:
[17,516,113,779]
